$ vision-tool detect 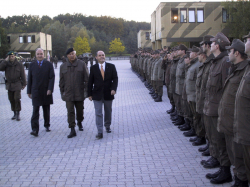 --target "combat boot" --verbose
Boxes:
[179,124,191,131]
[167,105,175,114]
[203,157,220,168]
[67,127,77,138]
[77,122,83,131]
[210,166,232,184]
[183,128,196,137]
[154,96,162,102]
[206,167,222,179]
[170,110,177,117]
[149,90,155,94]
[192,137,206,146]
[173,116,185,126]
[201,156,213,165]
[198,142,209,152]
[189,136,198,142]
[11,111,17,120]
[152,93,158,99]
[231,176,248,187]
[16,111,20,121]
[202,148,210,156]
